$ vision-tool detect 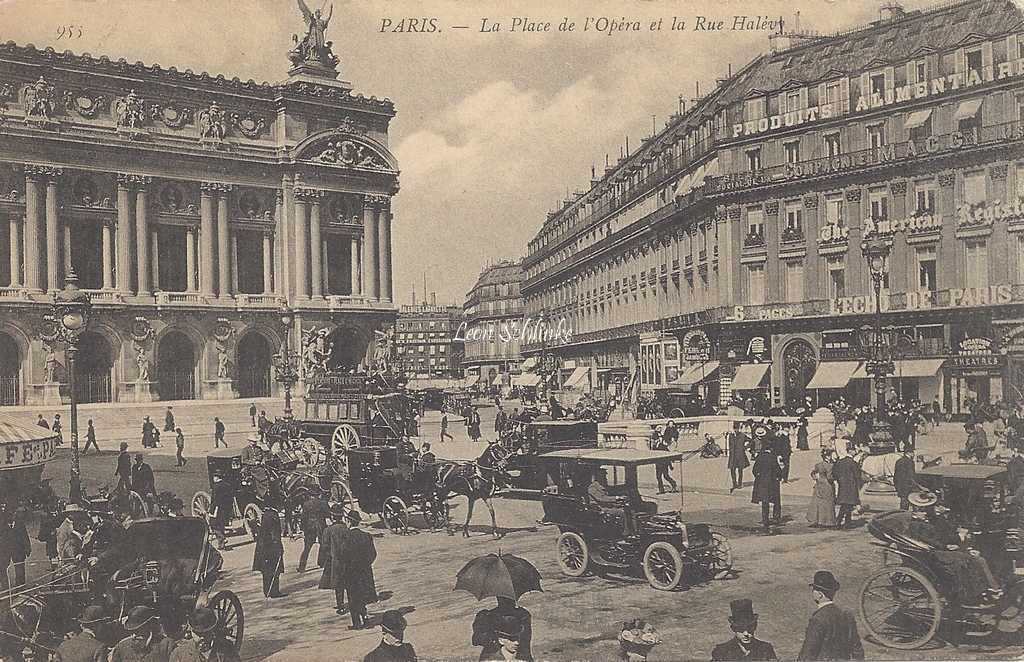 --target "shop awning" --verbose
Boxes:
[904,108,932,129]
[0,417,59,444]
[461,374,480,388]
[564,367,590,389]
[690,163,708,190]
[669,361,720,387]
[955,98,983,120]
[852,358,946,379]
[729,363,771,391]
[806,361,861,389]
[515,373,542,388]
[521,357,539,371]
[492,374,505,387]
[673,173,693,198]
